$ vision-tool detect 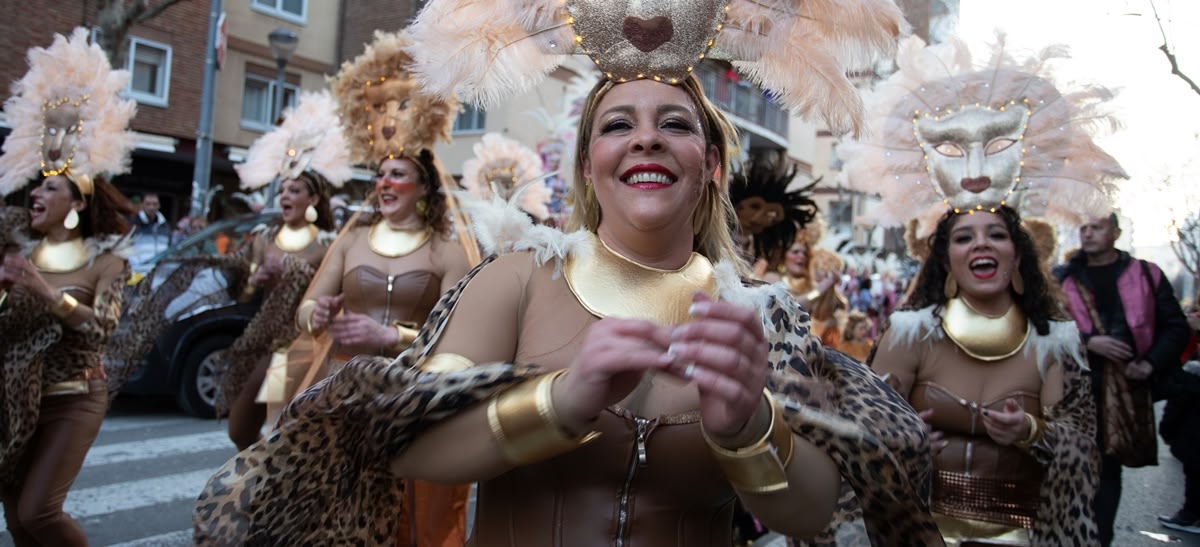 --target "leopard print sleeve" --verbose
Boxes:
[65,253,130,349]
